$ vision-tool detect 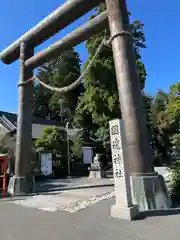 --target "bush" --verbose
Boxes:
[168,160,180,200]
